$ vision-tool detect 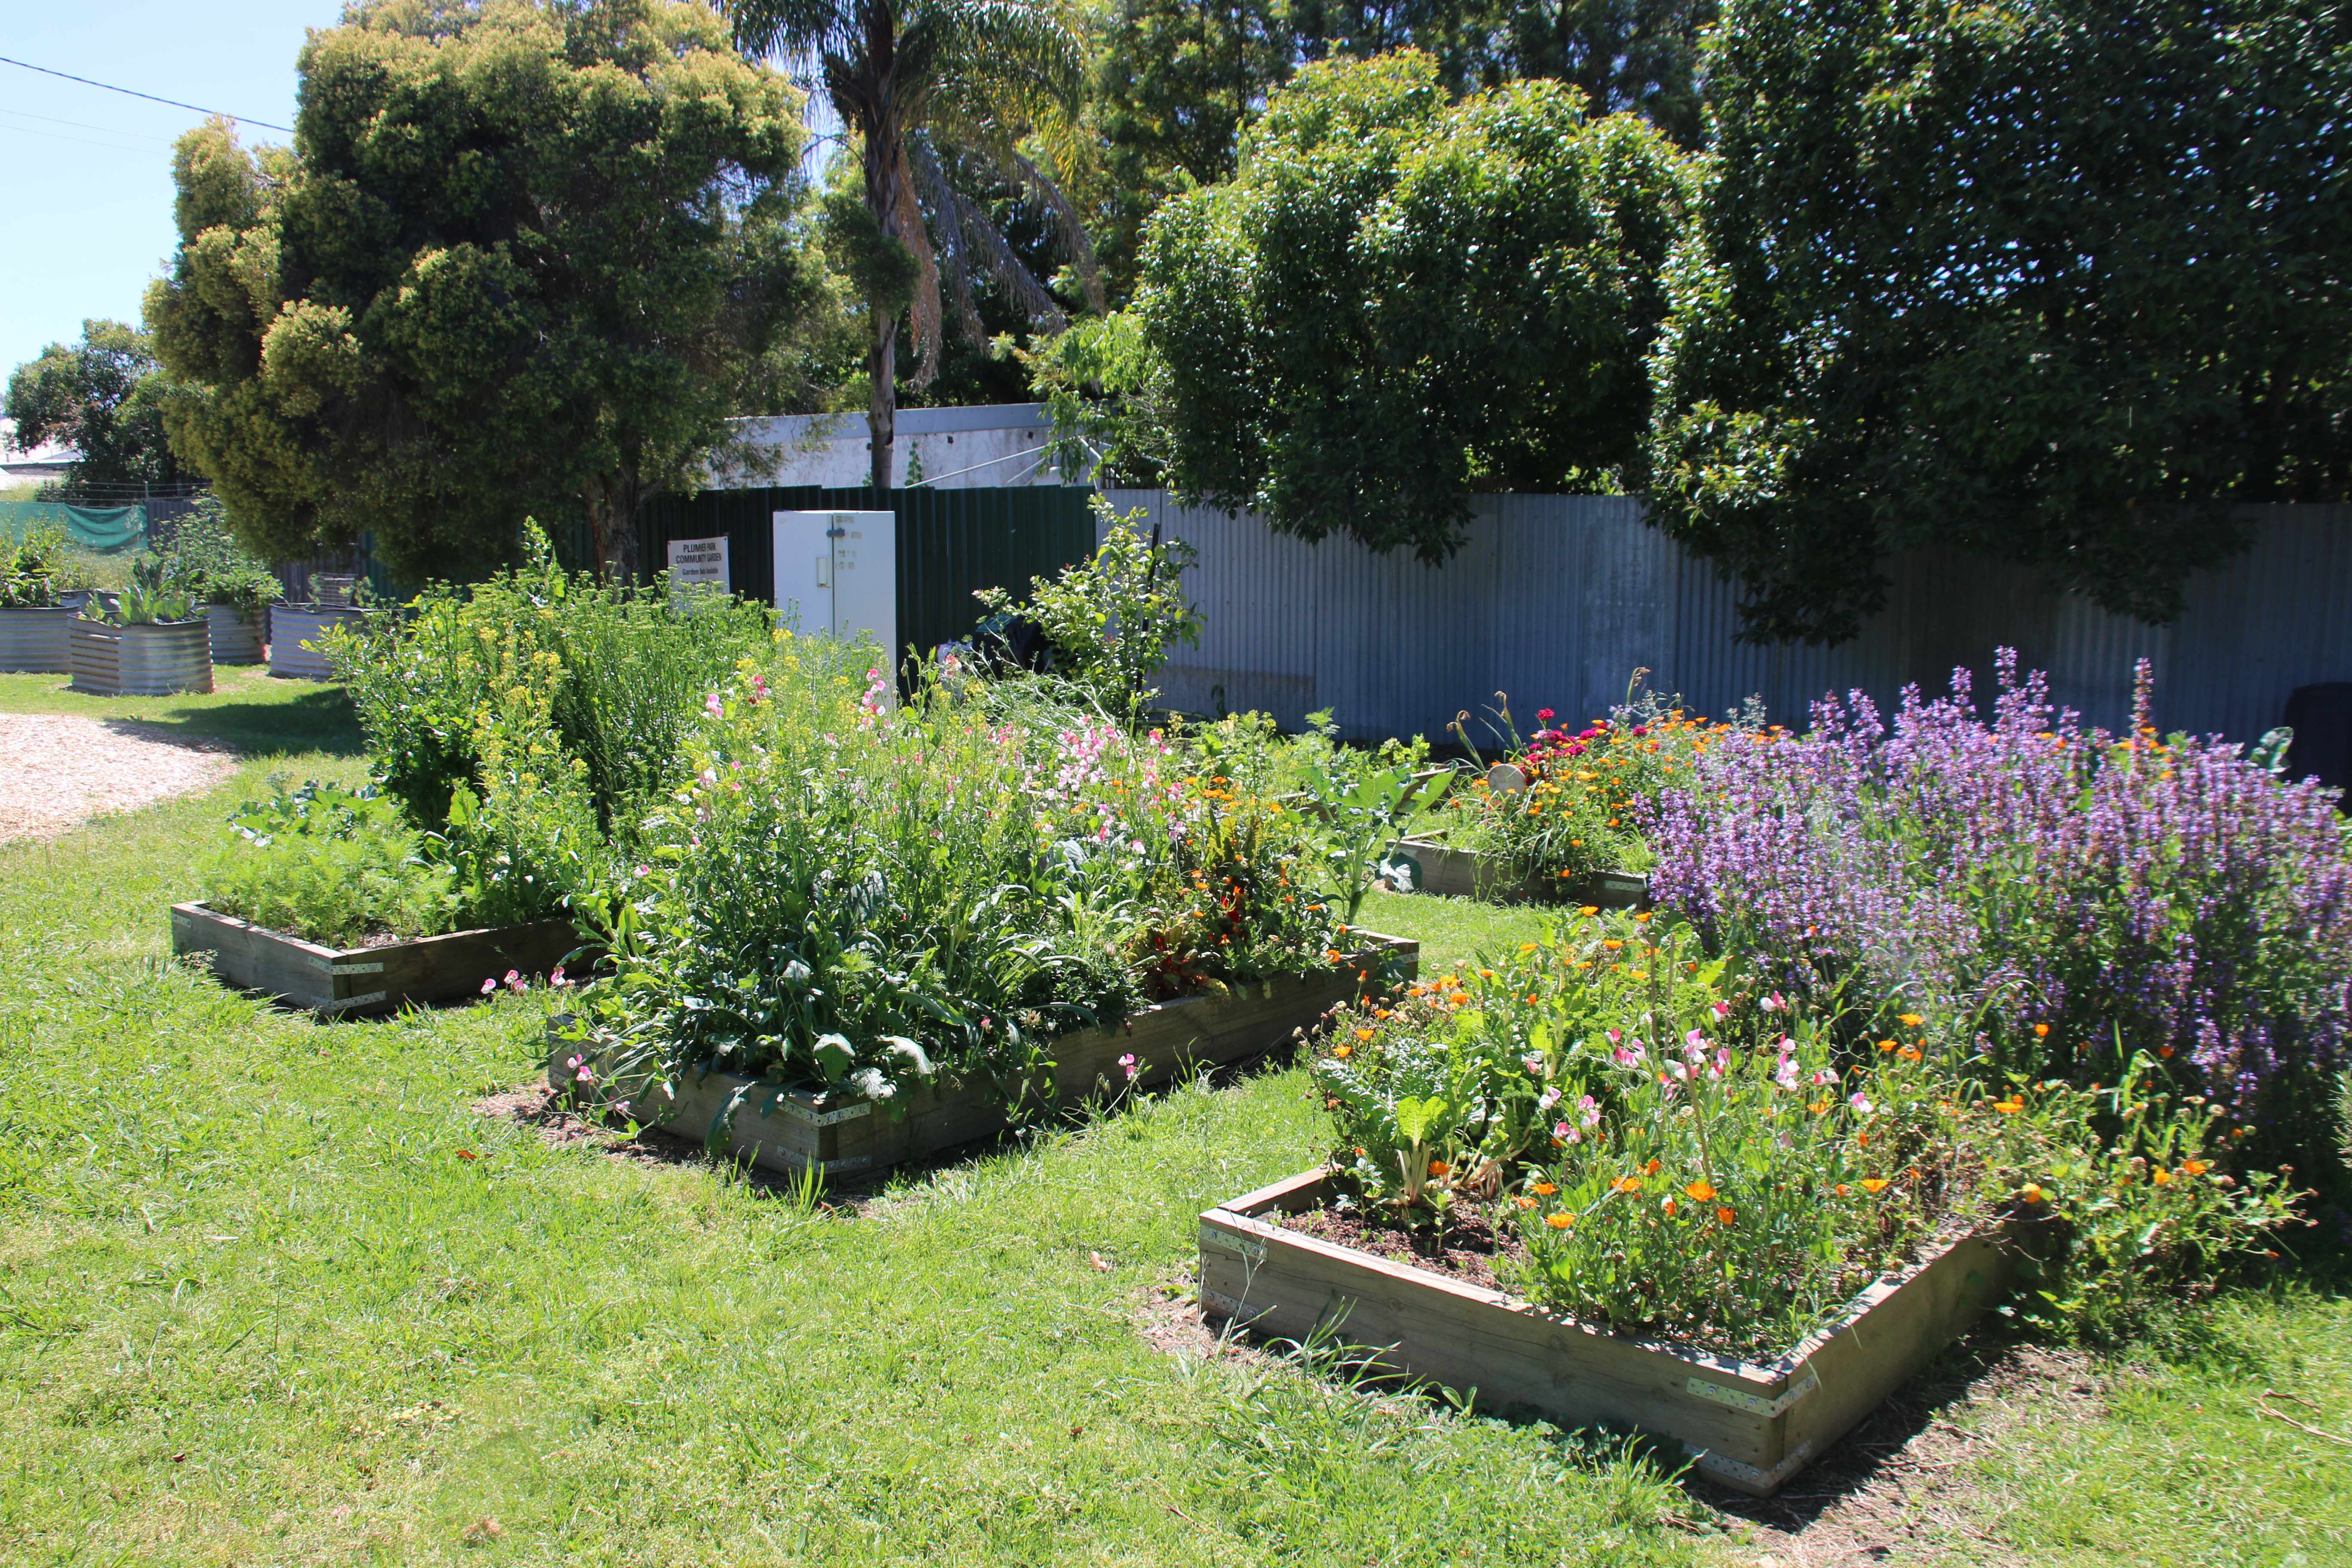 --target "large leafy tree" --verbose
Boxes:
[731,0,1103,488]
[145,0,828,581]
[1136,50,1693,560]
[4,320,186,492]
[1075,0,1711,298]
[1647,0,2352,645]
